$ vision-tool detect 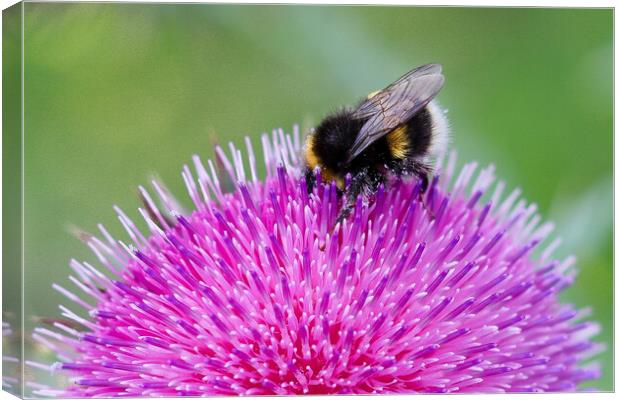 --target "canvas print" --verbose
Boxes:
[2,2,613,397]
